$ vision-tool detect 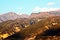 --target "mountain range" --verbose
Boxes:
[0,10,60,23]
